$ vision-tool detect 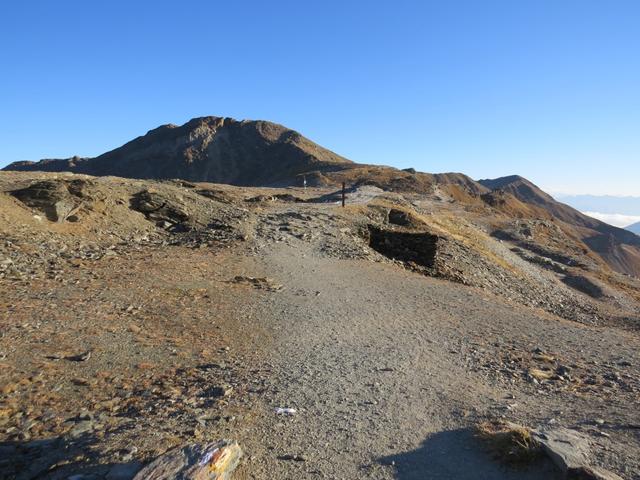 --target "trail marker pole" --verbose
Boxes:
[341,182,346,207]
